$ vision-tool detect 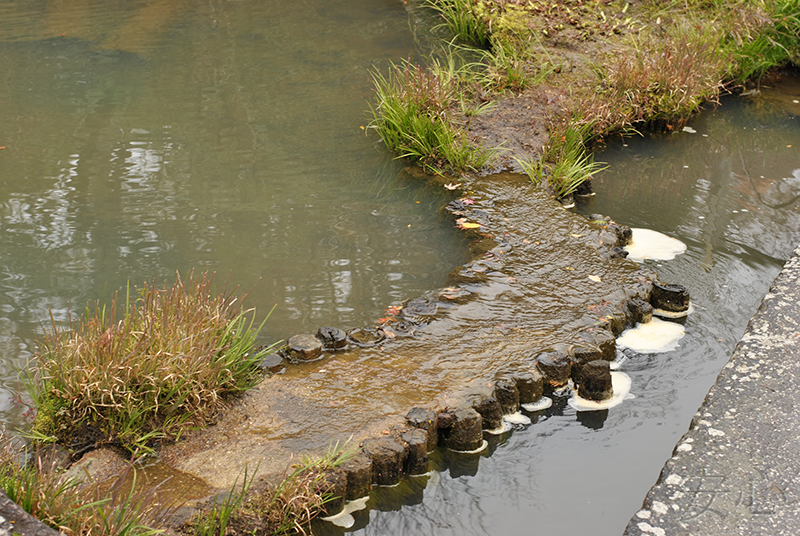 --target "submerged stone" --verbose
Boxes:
[287,334,323,361]
[381,320,416,338]
[400,298,437,324]
[258,353,284,374]
[513,369,544,404]
[650,282,690,313]
[494,377,520,415]
[535,351,572,391]
[405,407,438,452]
[346,327,386,348]
[316,327,347,351]
[438,286,475,304]
[576,360,614,401]
[362,437,406,486]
